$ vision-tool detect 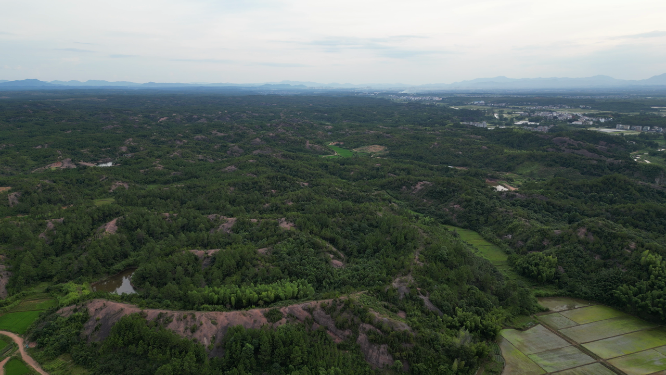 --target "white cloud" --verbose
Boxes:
[0,0,665,83]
